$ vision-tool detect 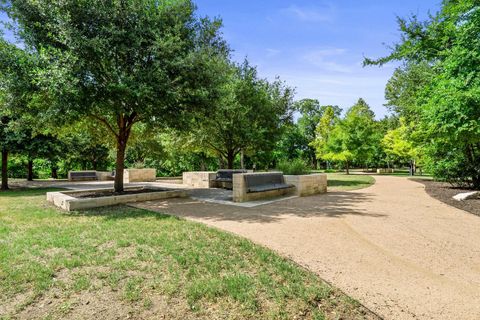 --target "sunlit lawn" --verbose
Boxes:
[0,188,374,320]
[326,173,375,191]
